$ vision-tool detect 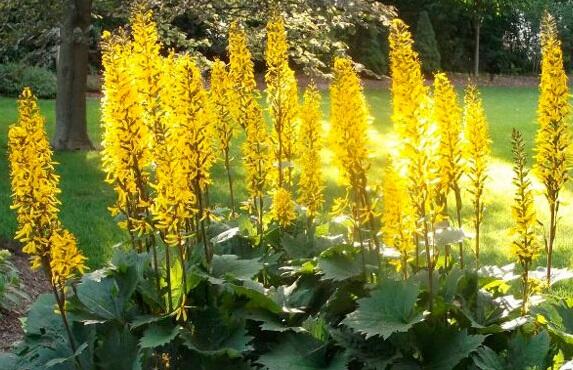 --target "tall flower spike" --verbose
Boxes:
[510,129,541,315]
[297,84,324,219]
[433,72,465,266]
[381,158,416,279]
[210,59,237,214]
[329,57,370,187]
[463,84,491,267]
[228,21,258,129]
[8,88,85,359]
[330,56,380,276]
[130,7,164,142]
[150,54,195,247]
[389,18,428,140]
[265,15,299,188]
[535,12,571,284]
[101,31,153,244]
[8,88,62,269]
[242,99,272,235]
[389,18,440,307]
